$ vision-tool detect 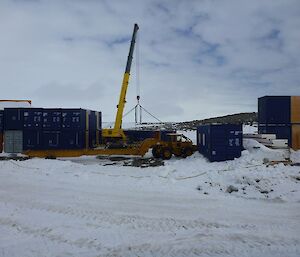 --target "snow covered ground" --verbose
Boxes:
[0,136,300,256]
